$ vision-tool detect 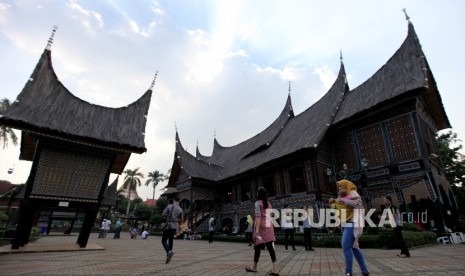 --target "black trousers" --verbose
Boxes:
[209,231,215,243]
[284,228,296,249]
[304,228,313,249]
[394,226,410,256]
[161,229,176,254]
[254,241,276,263]
[245,232,253,244]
